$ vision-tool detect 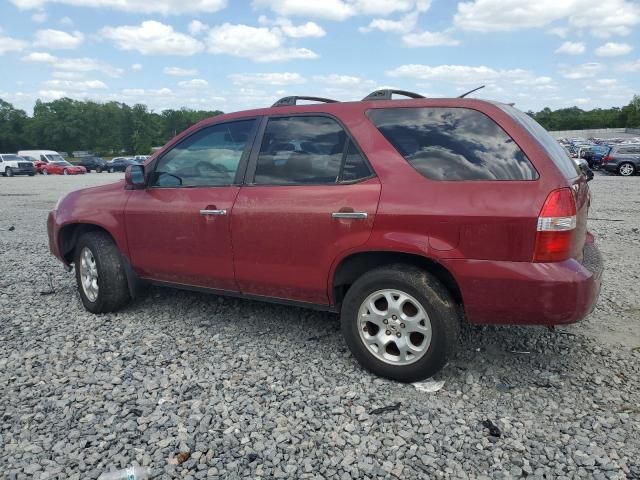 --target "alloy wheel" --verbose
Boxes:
[357,289,432,365]
[79,247,99,302]
[619,163,634,176]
